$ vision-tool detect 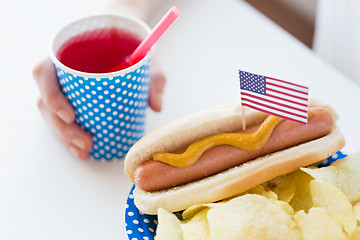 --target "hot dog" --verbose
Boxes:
[124,99,345,214]
[134,107,333,192]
